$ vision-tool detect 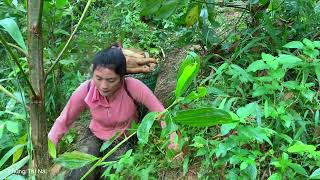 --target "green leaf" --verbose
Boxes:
[287,141,316,153]
[175,62,199,98]
[220,123,237,136]
[100,132,120,152]
[183,155,190,176]
[0,144,25,168]
[0,18,27,52]
[289,163,308,176]
[0,156,29,179]
[185,5,199,27]
[155,0,179,19]
[56,0,68,9]
[55,151,98,169]
[0,121,4,138]
[48,139,57,159]
[315,110,319,126]
[268,173,282,180]
[283,41,304,49]
[303,38,315,49]
[137,112,157,144]
[314,63,320,83]
[6,121,19,134]
[172,107,239,127]
[141,0,162,16]
[277,54,302,69]
[7,174,26,180]
[314,41,320,48]
[262,53,278,70]
[13,134,27,163]
[310,168,320,179]
[247,60,268,72]
[177,52,200,78]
